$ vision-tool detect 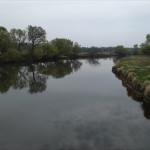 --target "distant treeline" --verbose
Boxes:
[82,36,150,57]
[0,25,149,63]
[81,47,114,53]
